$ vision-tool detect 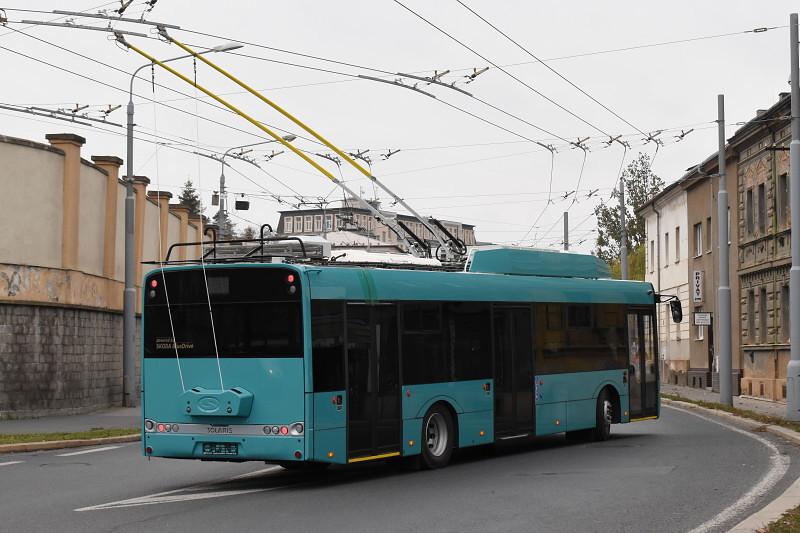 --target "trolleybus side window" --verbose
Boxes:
[448,302,492,381]
[401,302,450,385]
[535,303,628,374]
[311,300,346,392]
